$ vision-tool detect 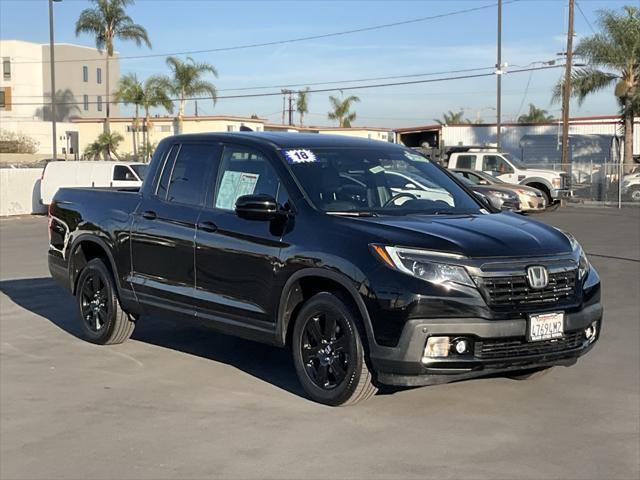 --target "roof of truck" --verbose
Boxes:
[164,132,400,149]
